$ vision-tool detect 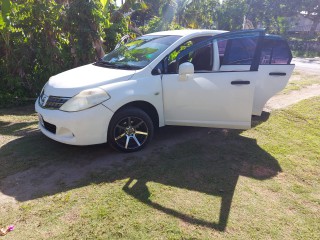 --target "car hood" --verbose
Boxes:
[44,64,136,97]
